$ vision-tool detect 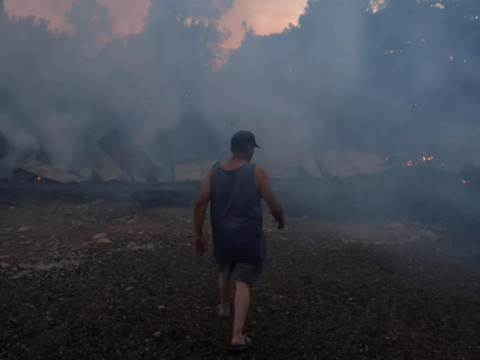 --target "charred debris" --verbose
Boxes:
[1,124,480,238]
